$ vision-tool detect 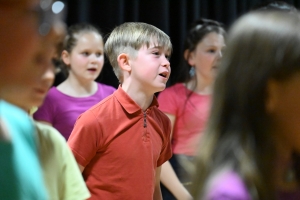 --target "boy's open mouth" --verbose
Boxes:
[159,72,168,78]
